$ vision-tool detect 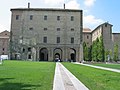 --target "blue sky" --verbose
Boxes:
[0,0,120,32]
